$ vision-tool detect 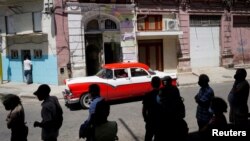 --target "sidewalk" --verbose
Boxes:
[0,81,65,99]
[0,67,250,99]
